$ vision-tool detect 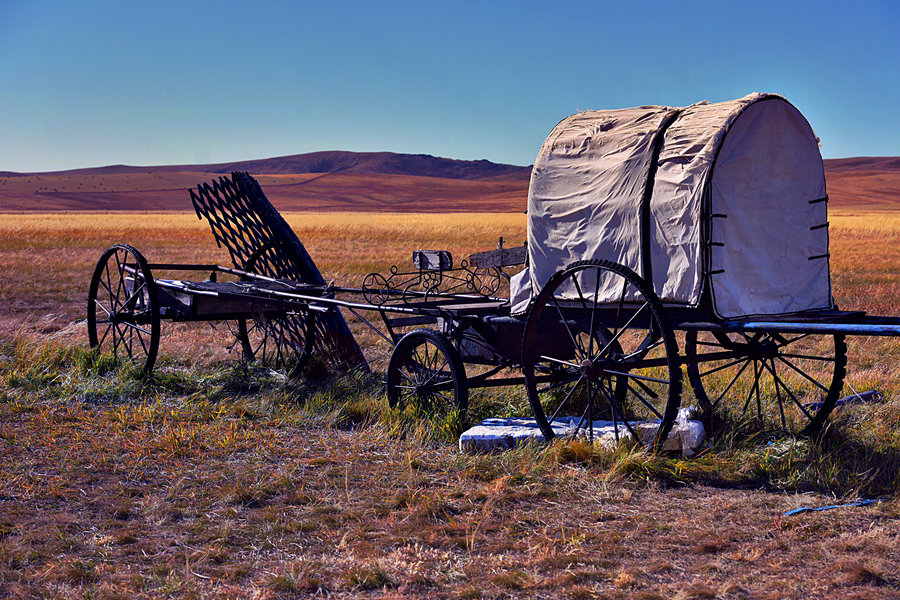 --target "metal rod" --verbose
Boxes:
[677,319,900,337]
